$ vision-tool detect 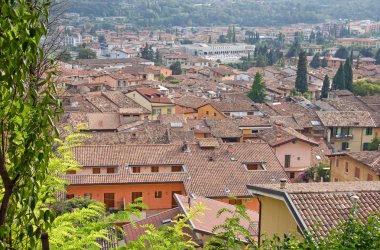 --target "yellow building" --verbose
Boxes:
[247,181,380,244]
[127,88,175,120]
[336,38,380,49]
[317,111,376,152]
[197,103,225,119]
[329,151,380,182]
